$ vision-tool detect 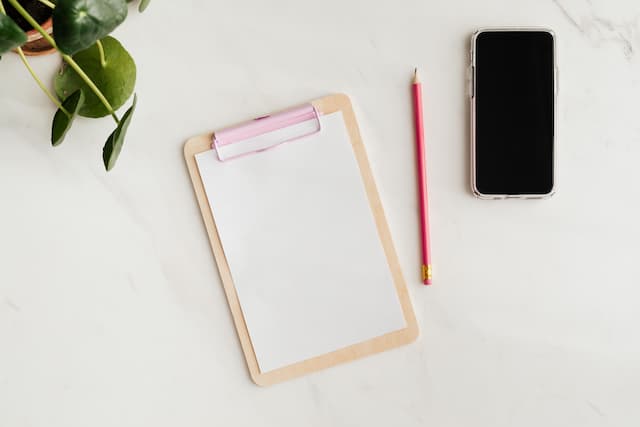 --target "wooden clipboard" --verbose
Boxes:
[184,93,418,386]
